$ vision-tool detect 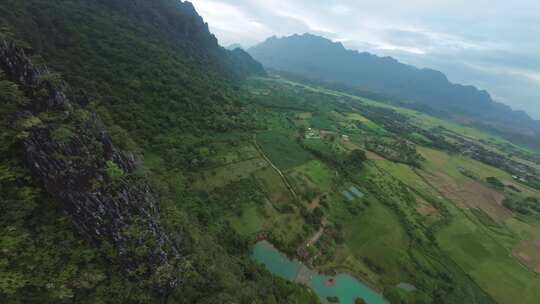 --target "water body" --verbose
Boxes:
[252,241,387,304]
